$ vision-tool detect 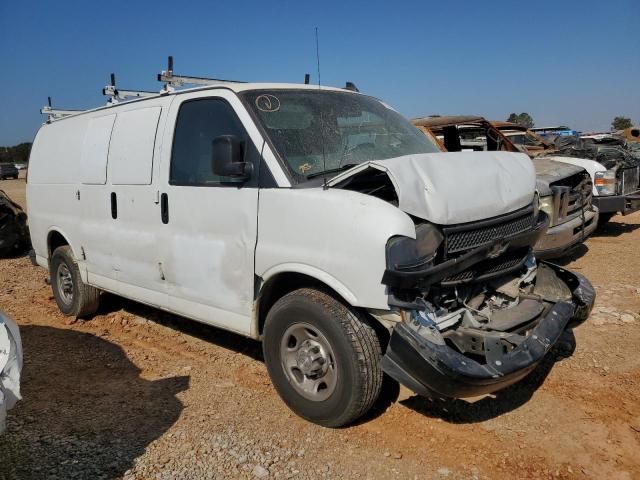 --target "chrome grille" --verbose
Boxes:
[551,172,593,223]
[621,167,640,195]
[444,211,534,255]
